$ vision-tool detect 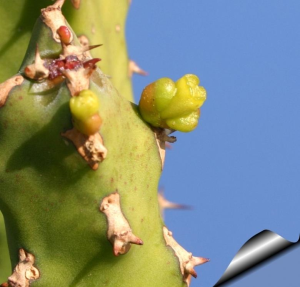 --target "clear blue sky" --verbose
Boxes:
[127,1,300,286]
